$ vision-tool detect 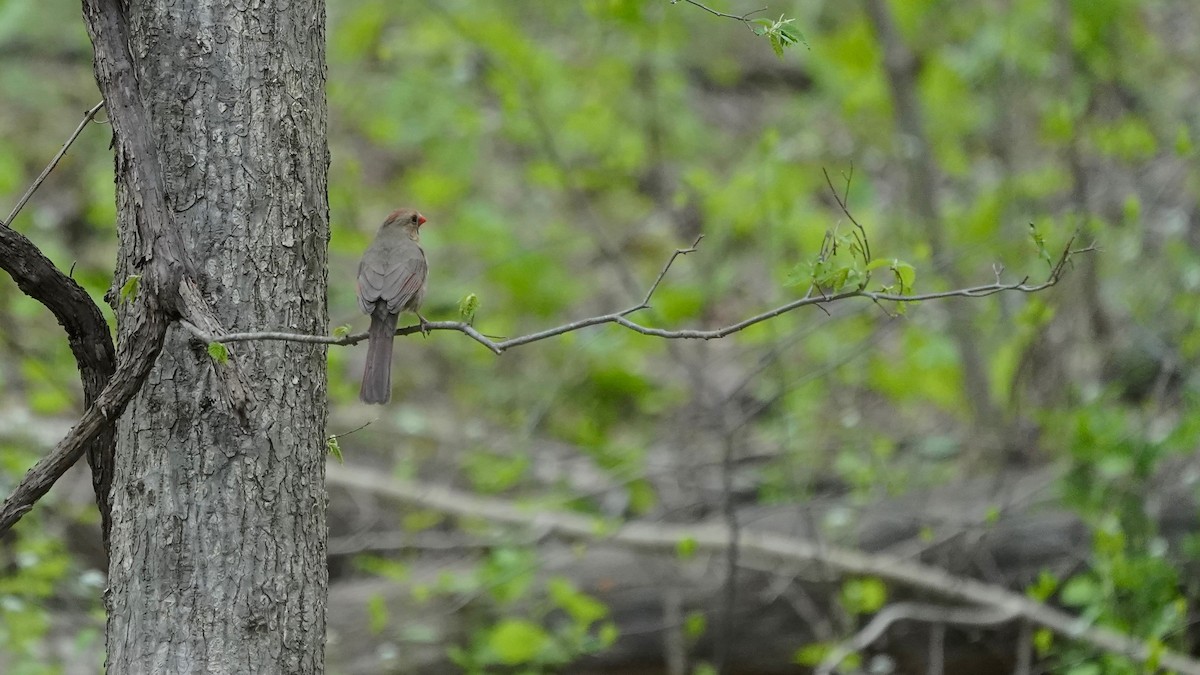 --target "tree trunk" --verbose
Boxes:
[96,1,330,672]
